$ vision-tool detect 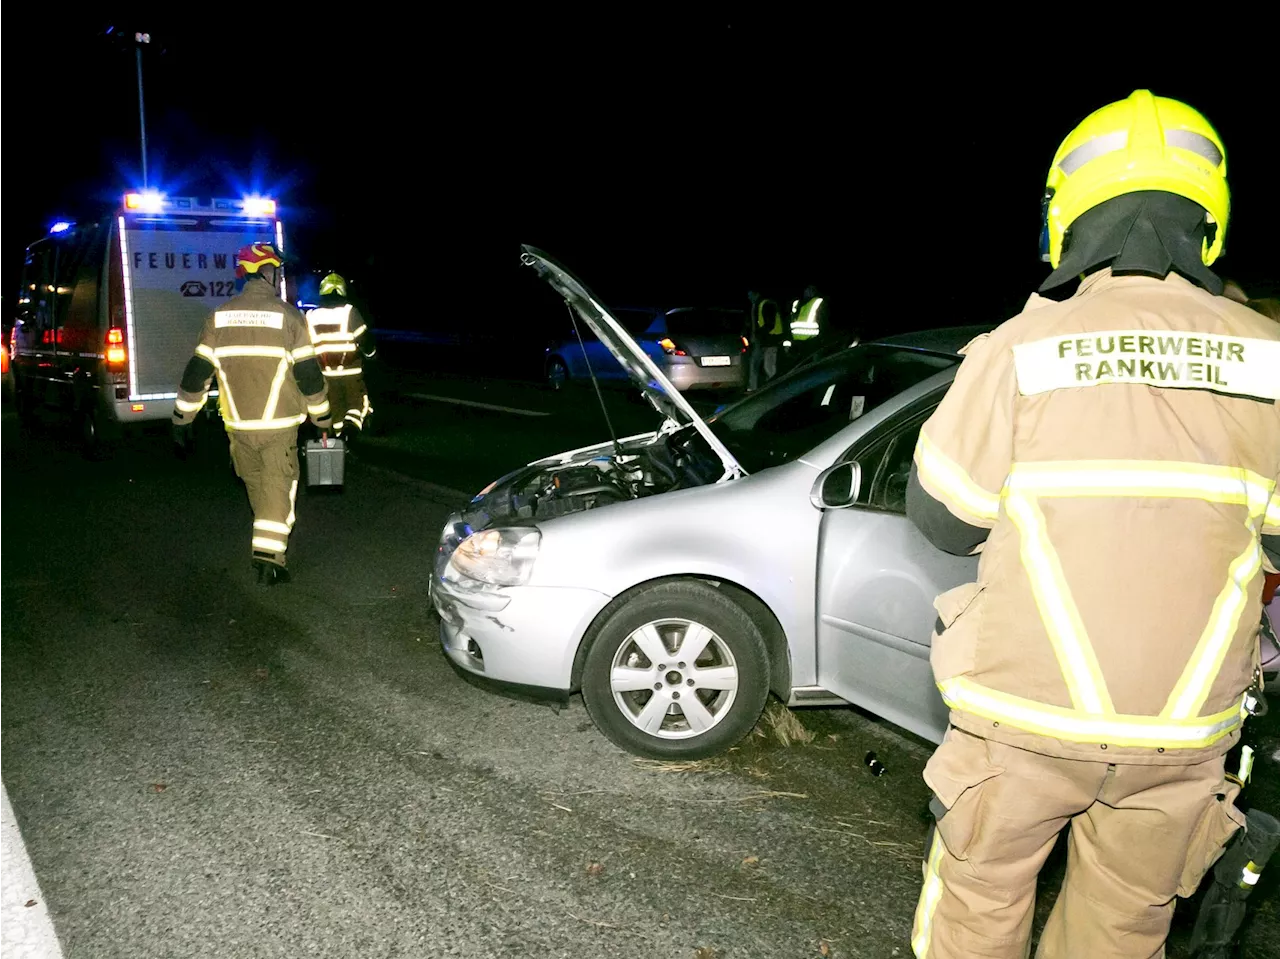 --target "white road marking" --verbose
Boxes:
[402,393,551,417]
[2,781,65,958]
